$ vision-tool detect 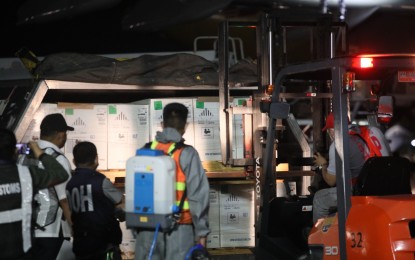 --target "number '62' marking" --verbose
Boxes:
[350,232,363,248]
